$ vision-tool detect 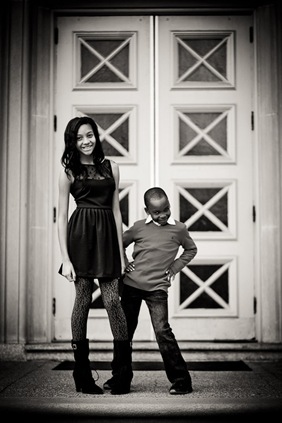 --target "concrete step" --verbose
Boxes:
[23,341,282,361]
